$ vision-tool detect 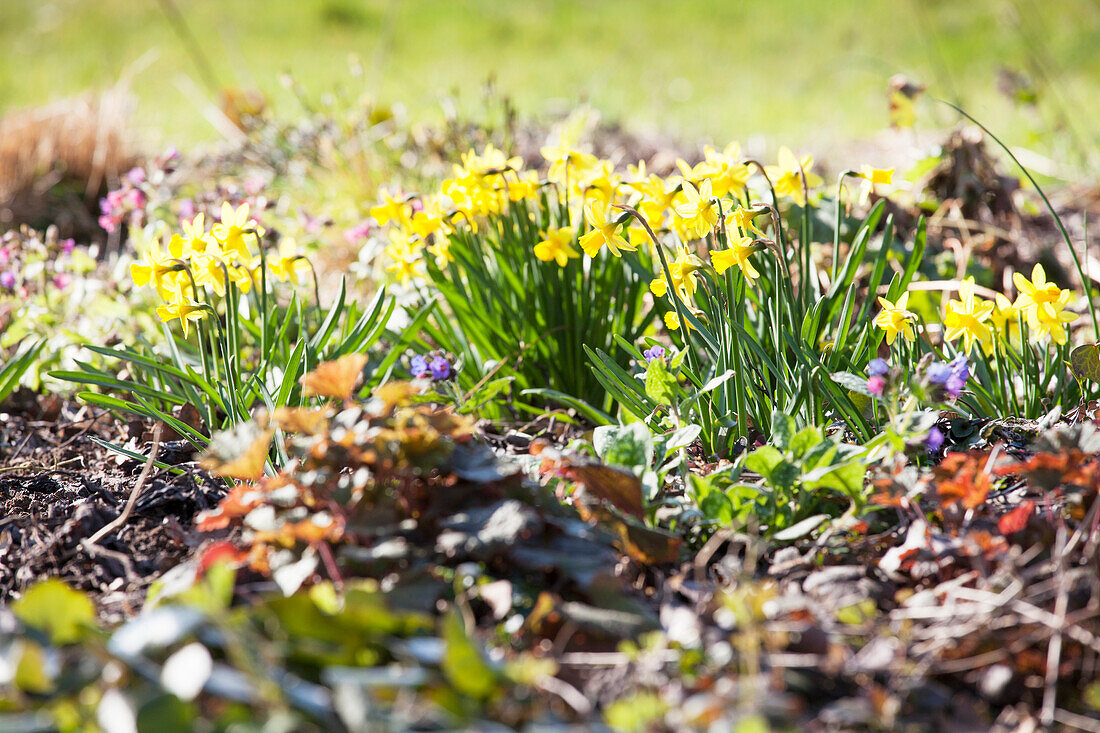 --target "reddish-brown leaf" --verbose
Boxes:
[934,452,991,510]
[998,500,1035,535]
